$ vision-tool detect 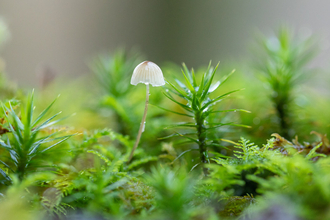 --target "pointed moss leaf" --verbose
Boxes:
[163,92,193,112]
[165,87,188,100]
[28,133,69,156]
[38,113,73,131]
[219,69,235,86]
[173,131,199,143]
[151,104,192,117]
[208,151,230,159]
[165,122,197,129]
[220,138,240,146]
[190,163,201,172]
[6,139,19,165]
[166,80,191,101]
[26,90,35,129]
[174,79,187,90]
[201,62,219,100]
[171,149,198,164]
[207,122,251,130]
[8,123,23,145]
[191,68,197,88]
[306,143,326,160]
[197,72,206,97]
[0,167,11,182]
[181,69,195,93]
[40,134,74,154]
[7,102,24,131]
[32,95,60,127]
[182,63,193,83]
[201,88,243,111]
[209,109,251,114]
[0,160,14,172]
[33,112,62,132]
[159,132,197,140]
[208,81,220,93]
[0,140,9,150]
